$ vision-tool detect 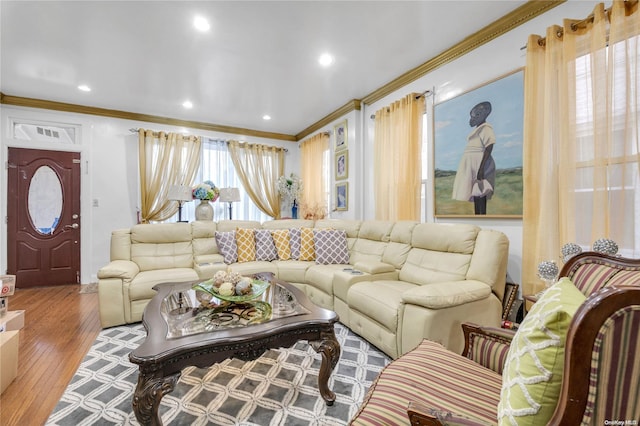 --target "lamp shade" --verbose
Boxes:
[167,185,192,202]
[219,187,241,203]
